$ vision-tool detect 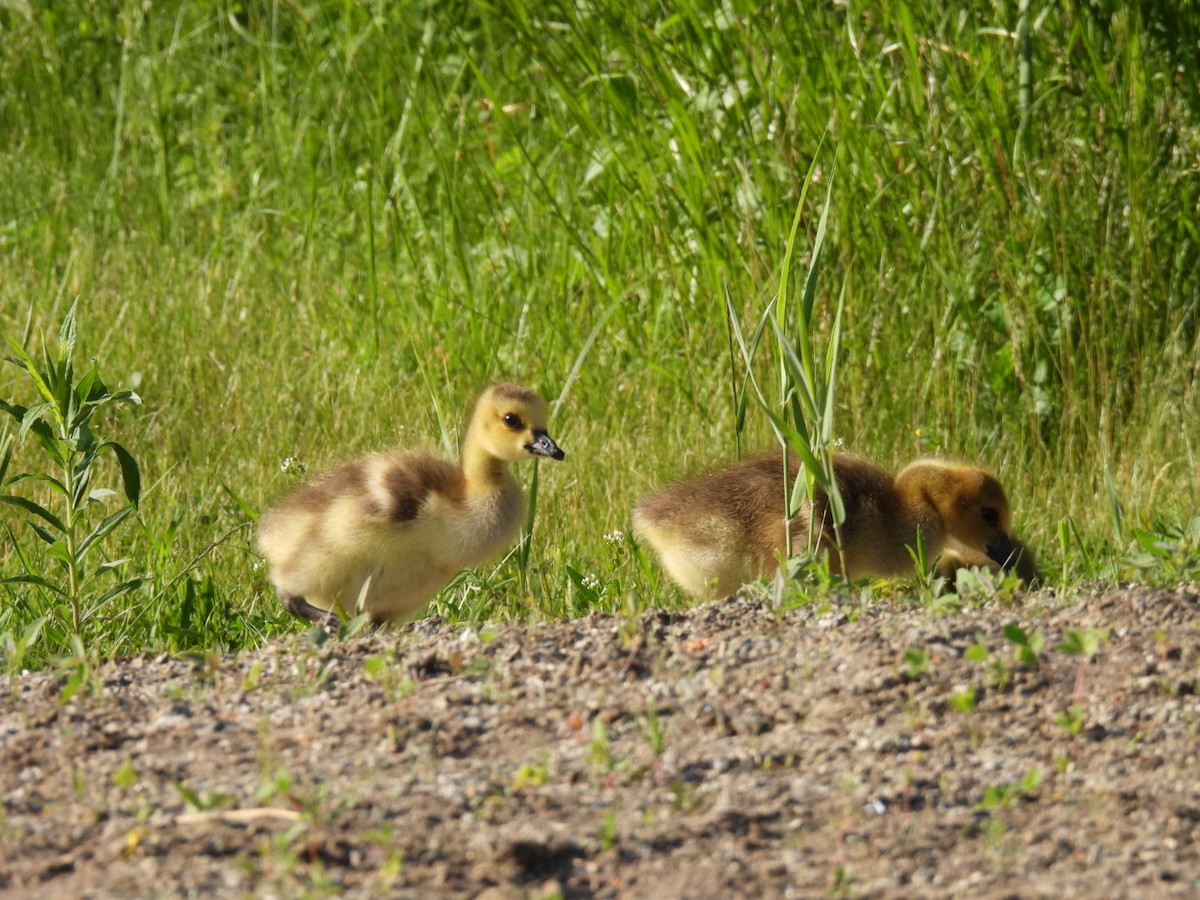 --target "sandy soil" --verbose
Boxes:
[2,584,1199,898]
